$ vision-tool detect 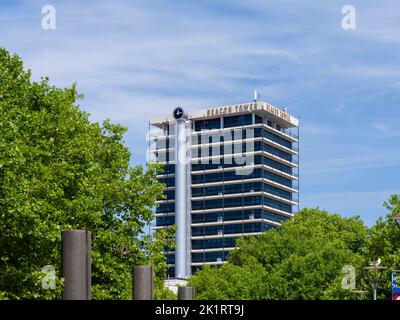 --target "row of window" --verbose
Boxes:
[158,142,293,162]
[191,182,292,200]
[194,118,221,131]
[193,128,252,145]
[191,222,272,236]
[191,168,292,187]
[191,154,292,175]
[159,157,292,181]
[155,209,290,226]
[156,203,175,213]
[191,195,292,213]
[191,140,292,161]
[194,114,255,132]
[192,237,239,250]
[191,209,290,224]
[158,170,293,191]
[258,155,292,174]
[223,114,253,128]
[166,251,231,264]
[254,127,292,149]
[255,141,292,162]
[192,251,230,263]
[160,152,293,172]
